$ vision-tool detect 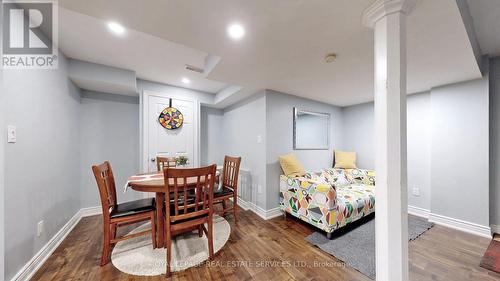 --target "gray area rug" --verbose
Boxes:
[305,215,433,280]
